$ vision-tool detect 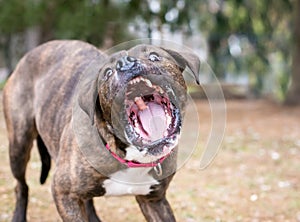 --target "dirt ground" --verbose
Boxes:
[0,98,299,222]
